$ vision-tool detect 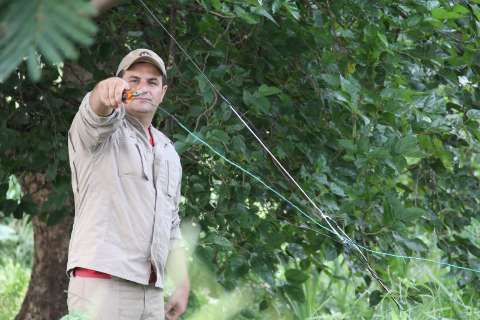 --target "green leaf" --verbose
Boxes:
[369,290,383,307]
[432,5,468,20]
[196,74,215,104]
[234,6,260,24]
[272,0,282,13]
[0,0,97,81]
[284,1,300,20]
[232,135,247,154]
[243,89,271,114]
[209,0,222,10]
[466,109,480,120]
[376,32,389,48]
[207,129,230,144]
[338,139,356,152]
[394,136,422,158]
[251,6,277,25]
[283,284,305,302]
[212,235,232,248]
[320,74,340,87]
[328,182,346,197]
[258,84,282,96]
[393,234,428,253]
[383,200,394,226]
[402,207,426,222]
[259,300,269,311]
[285,269,309,283]
[340,75,361,105]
